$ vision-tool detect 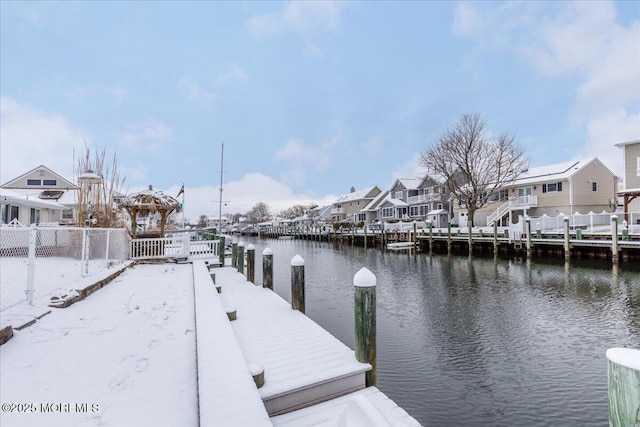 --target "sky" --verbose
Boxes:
[1,0,639,222]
